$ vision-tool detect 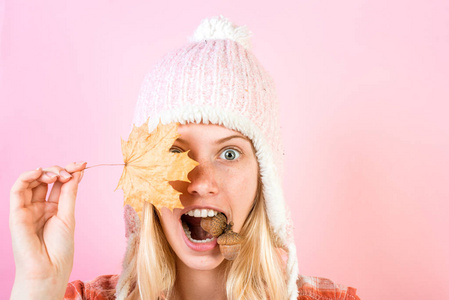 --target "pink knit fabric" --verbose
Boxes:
[132,38,284,173]
[119,16,299,300]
